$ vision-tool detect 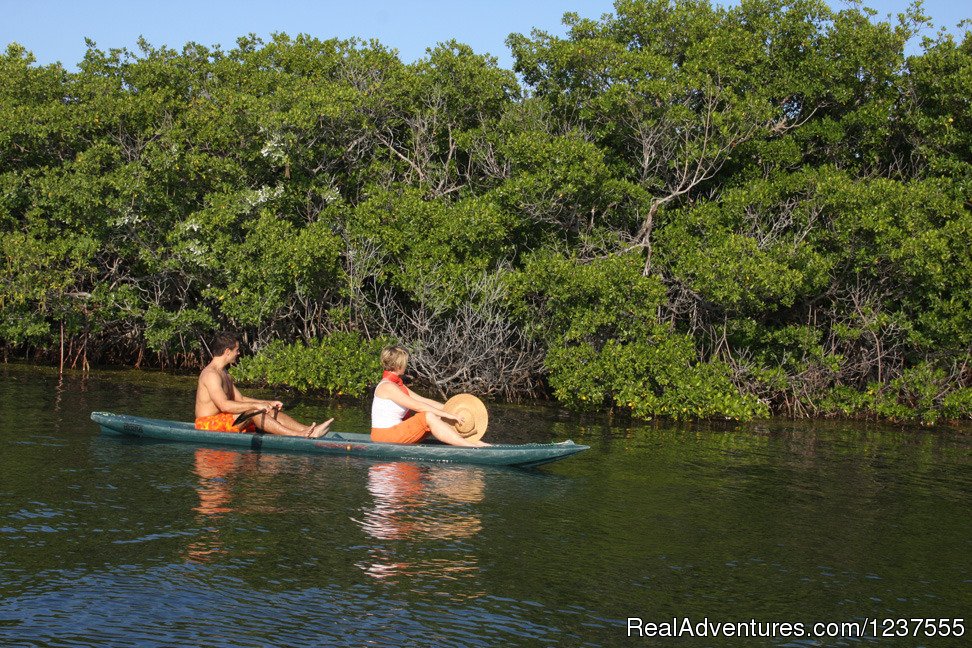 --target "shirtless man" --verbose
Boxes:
[194,332,332,438]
